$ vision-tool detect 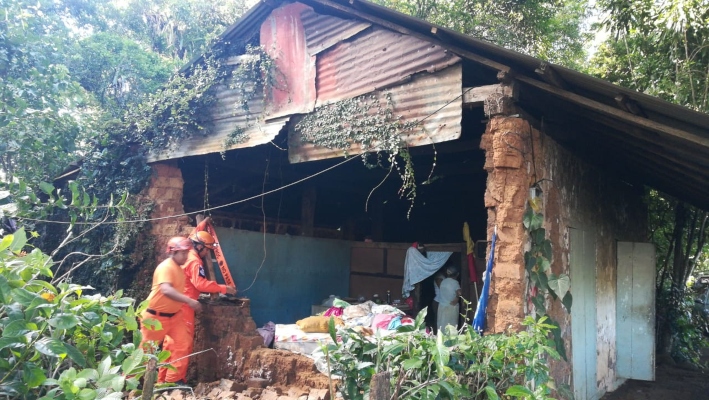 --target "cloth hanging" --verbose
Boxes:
[473,226,497,334]
[402,247,453,296]
[463,222,479,283]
